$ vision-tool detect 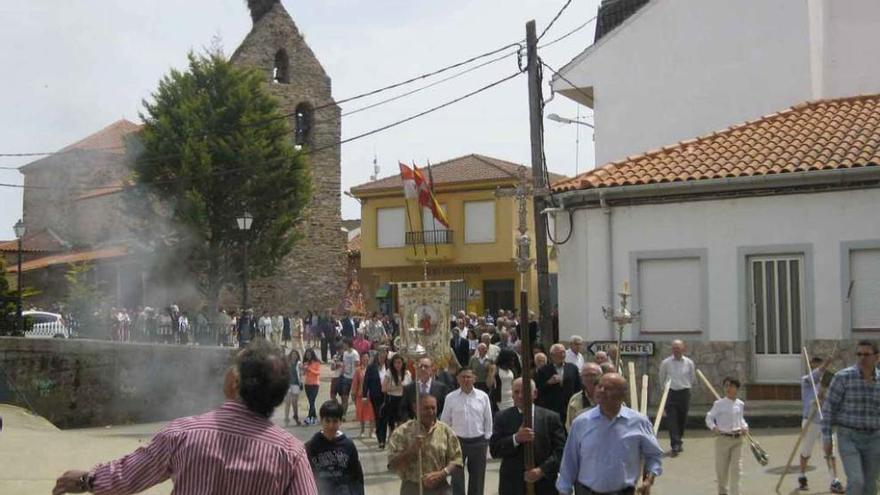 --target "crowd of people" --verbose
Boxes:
[50,309,880,495]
